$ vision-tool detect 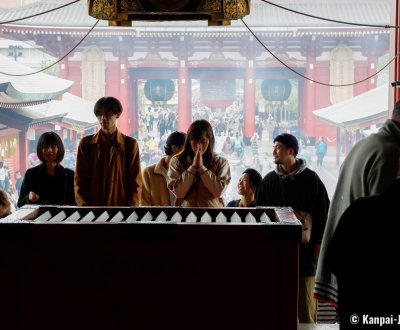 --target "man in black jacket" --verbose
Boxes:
[257,133,330,323]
